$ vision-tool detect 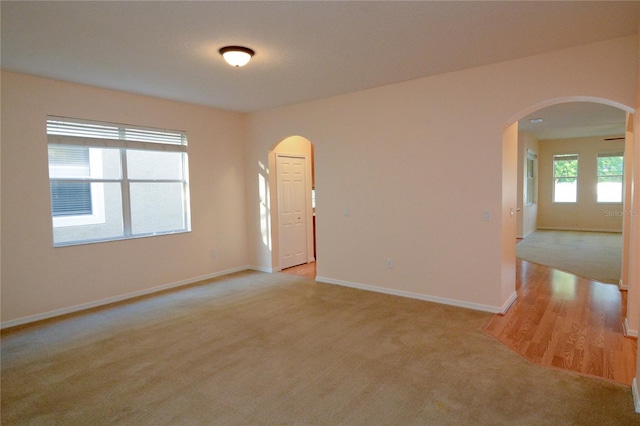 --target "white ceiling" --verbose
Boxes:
[519,102,628,140]
[2,1,639,137]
